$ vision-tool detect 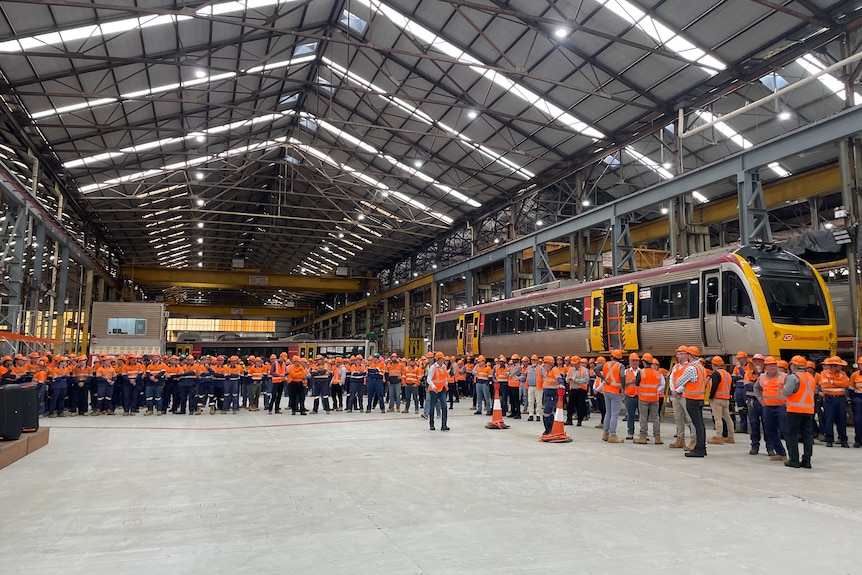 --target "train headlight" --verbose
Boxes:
[773,330,780,339]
